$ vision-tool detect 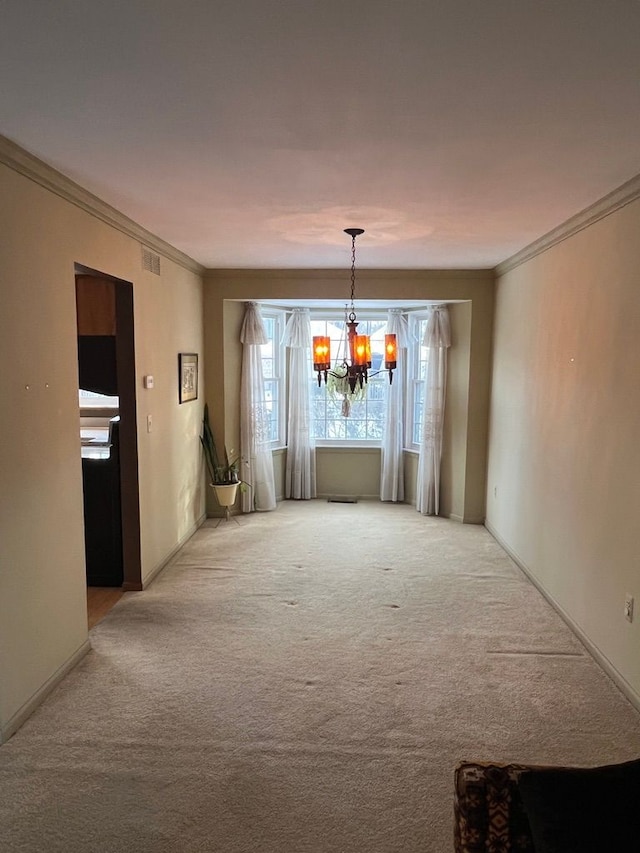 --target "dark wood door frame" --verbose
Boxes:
[75,264,142,591]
